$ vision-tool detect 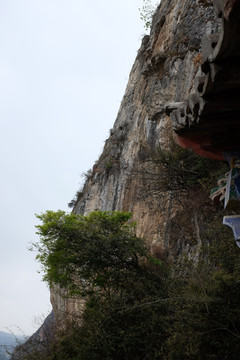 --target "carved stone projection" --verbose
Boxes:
[170,0,240,161]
